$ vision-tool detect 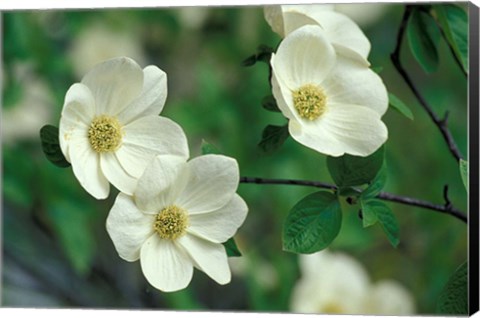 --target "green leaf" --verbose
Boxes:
[435,4,468,74]
[283,191,342,254]
[371,66,383,74]
[388,93,414,120]
[261,95,280,112]
[241,45,275,67]
[241,54,257,67]
[40,125,71,168]
[459,159,468,191]
[360,206,378,228]
[200,139,222,155]
[327,146,385,187]
[361,200,399,247]
[407,8,441,73]
[258,124,289,154]
[223,237,242,257]
[437,261,468,314]
[361,164,387,199]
